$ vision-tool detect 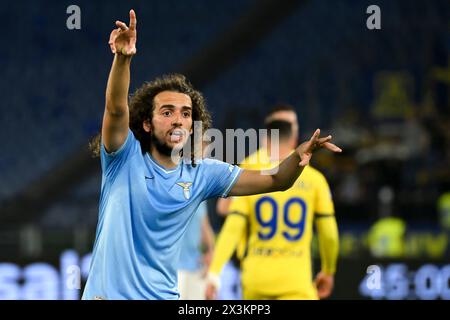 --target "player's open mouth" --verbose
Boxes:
[170,129,185,142]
